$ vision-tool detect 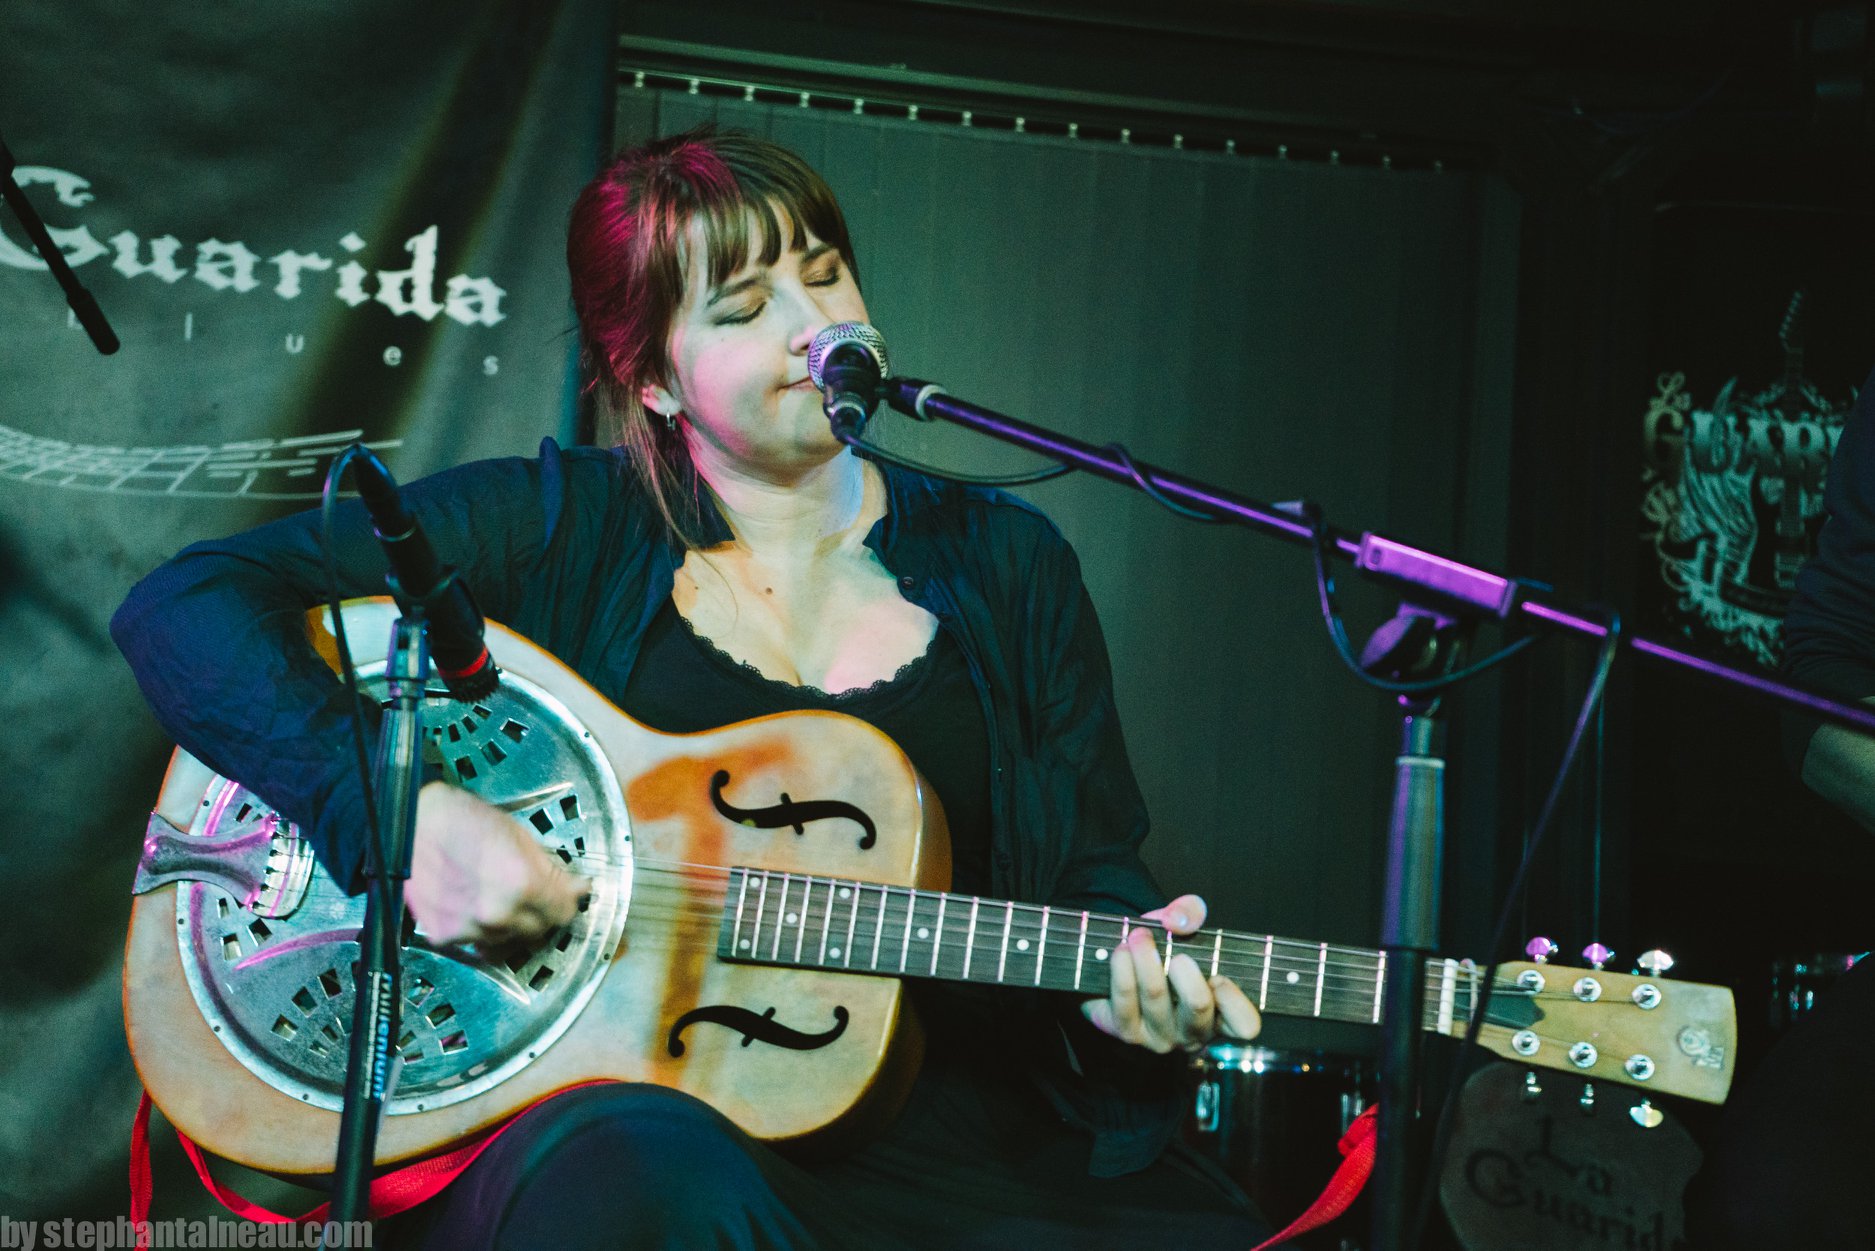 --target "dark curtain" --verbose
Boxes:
[0,0,614,1219]
[620,88,1522,1055]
